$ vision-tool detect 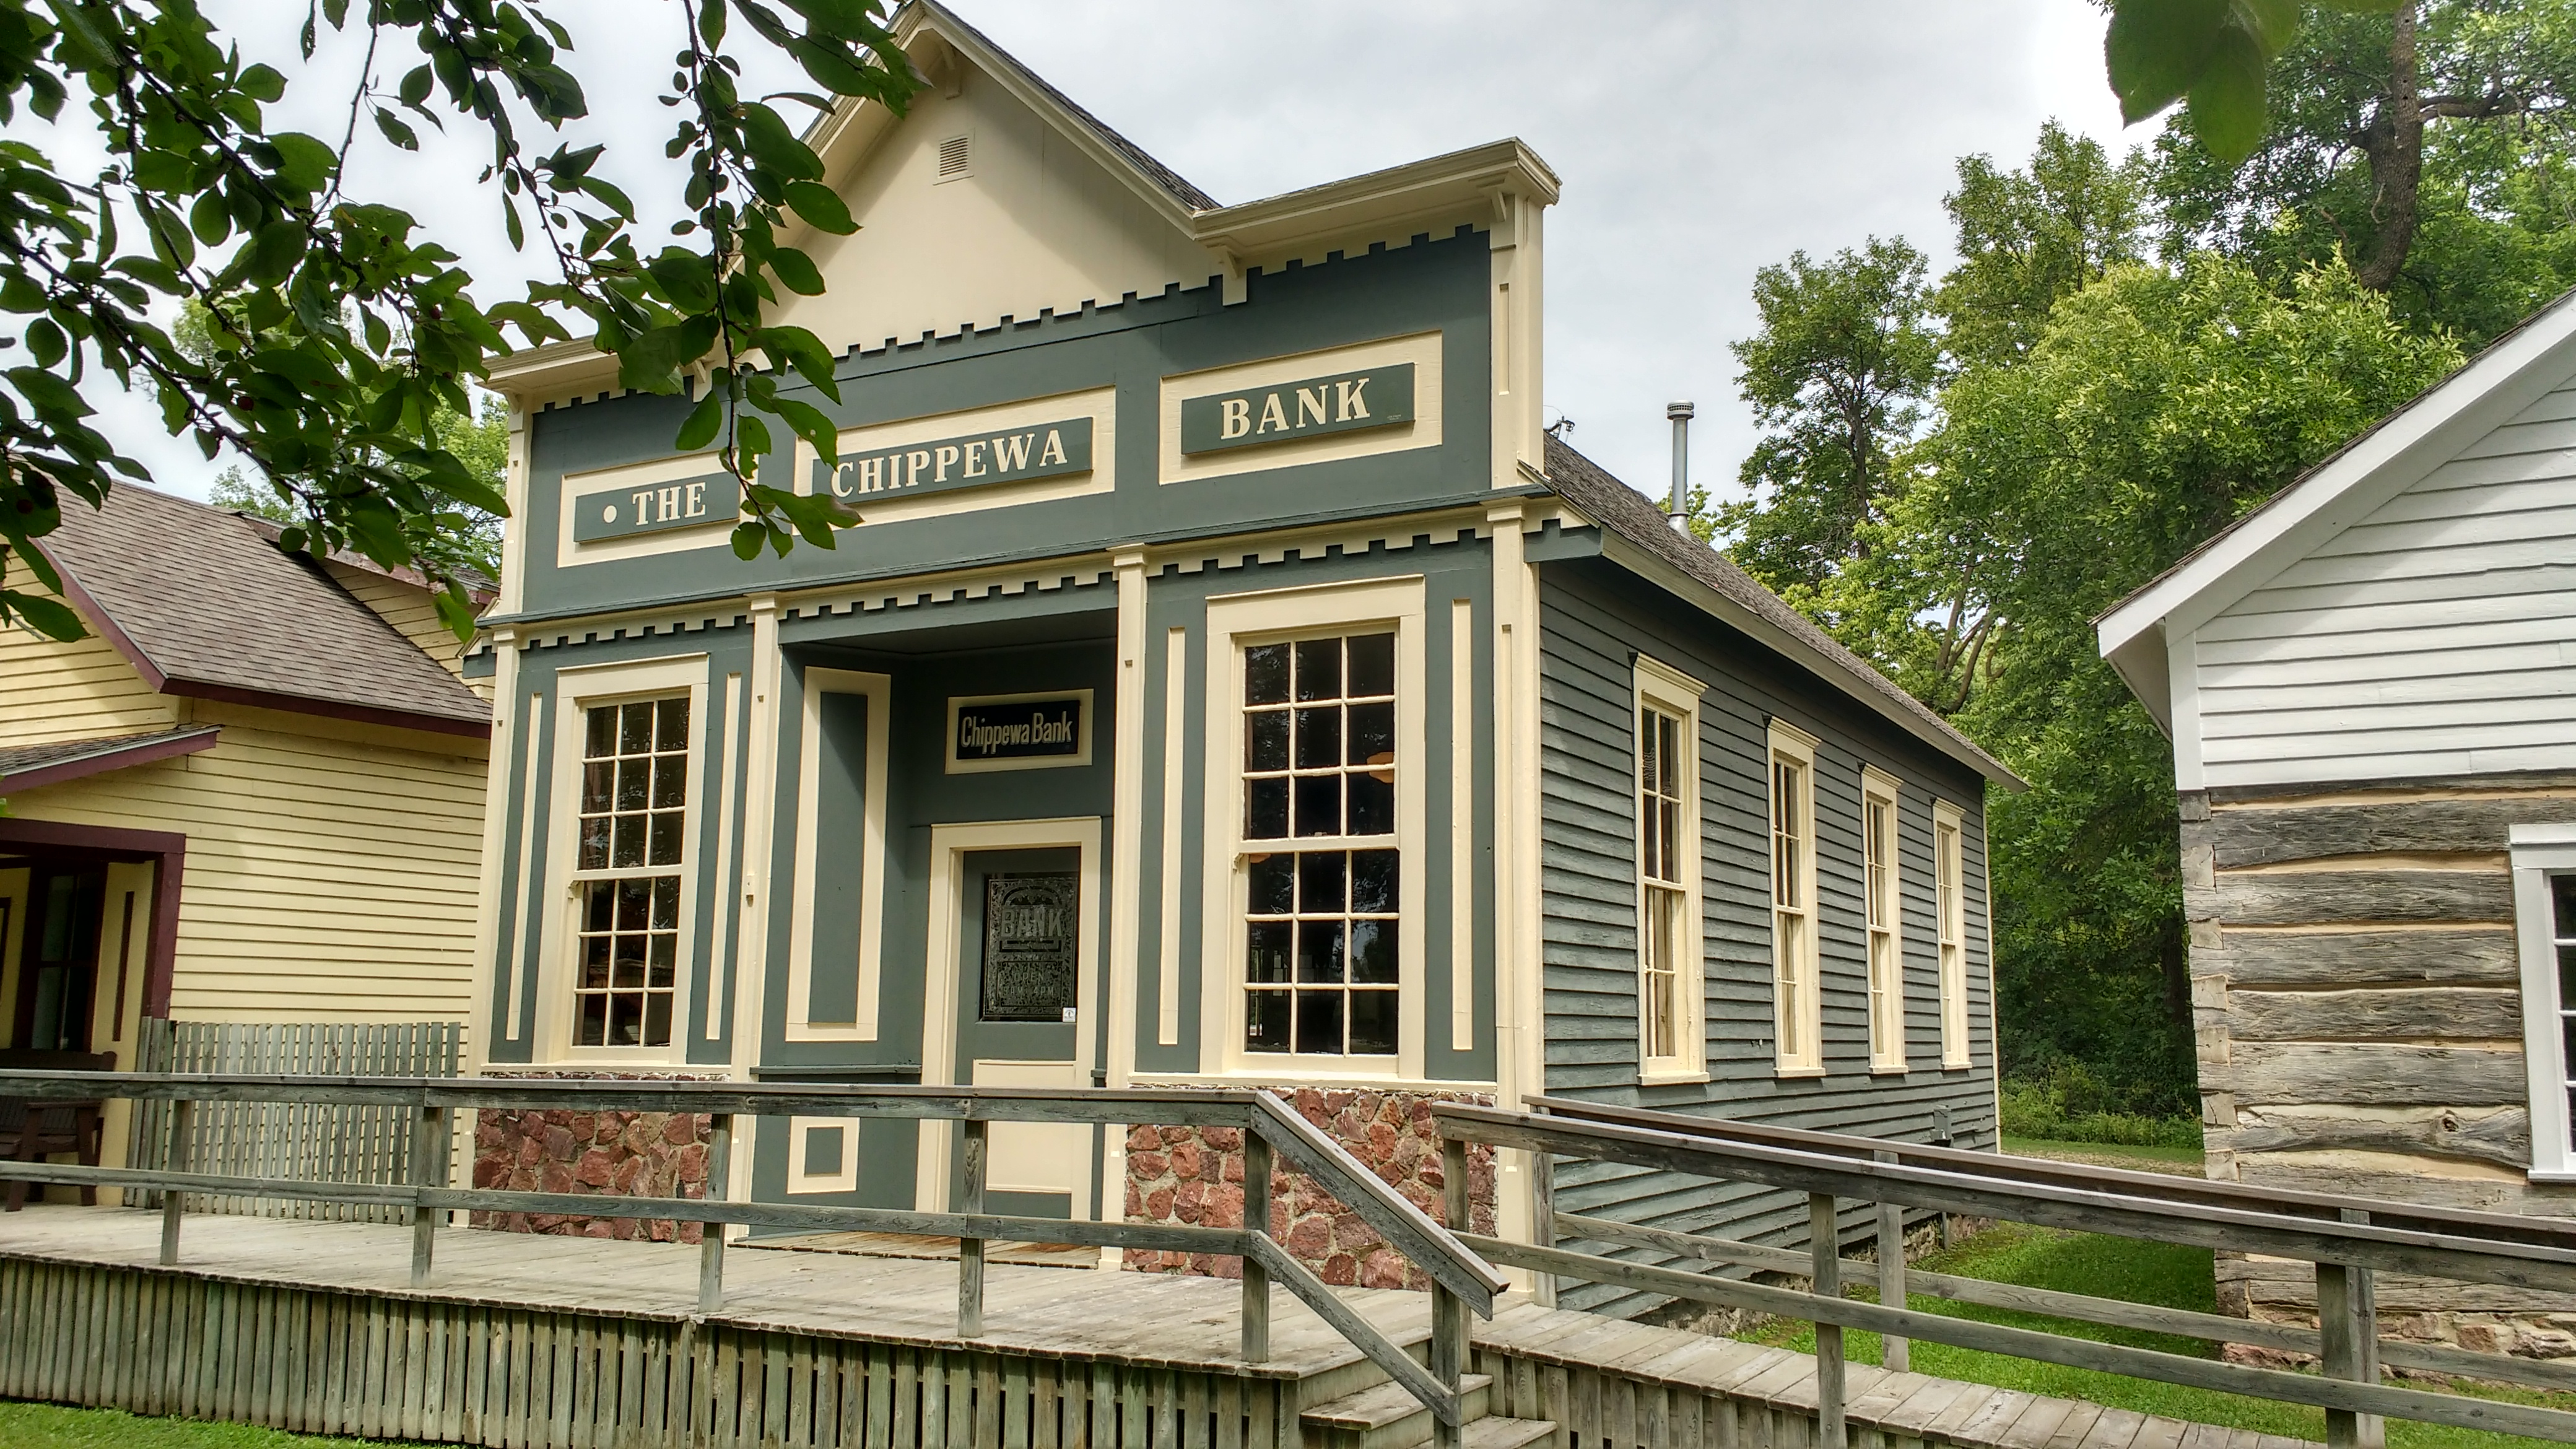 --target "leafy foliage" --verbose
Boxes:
[1712,238,1939,599]
[0,0,918,644]
[2105,0,2401,163]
